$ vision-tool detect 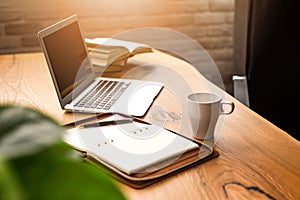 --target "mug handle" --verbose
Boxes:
[220,101,235,115]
